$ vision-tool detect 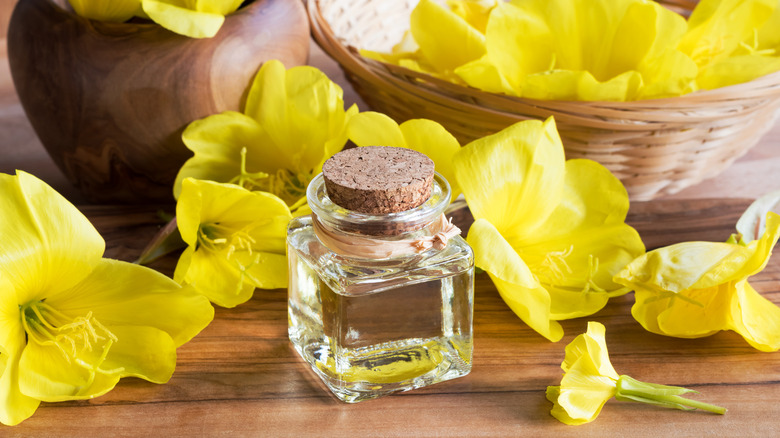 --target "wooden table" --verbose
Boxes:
[3,10,780,437]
